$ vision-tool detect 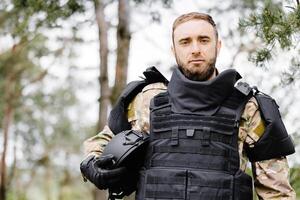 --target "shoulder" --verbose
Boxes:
[142,82,167,91]
[128,82,167,111]
[108,66,168,134]
[128,82,166,117]
[243,92,295,162]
